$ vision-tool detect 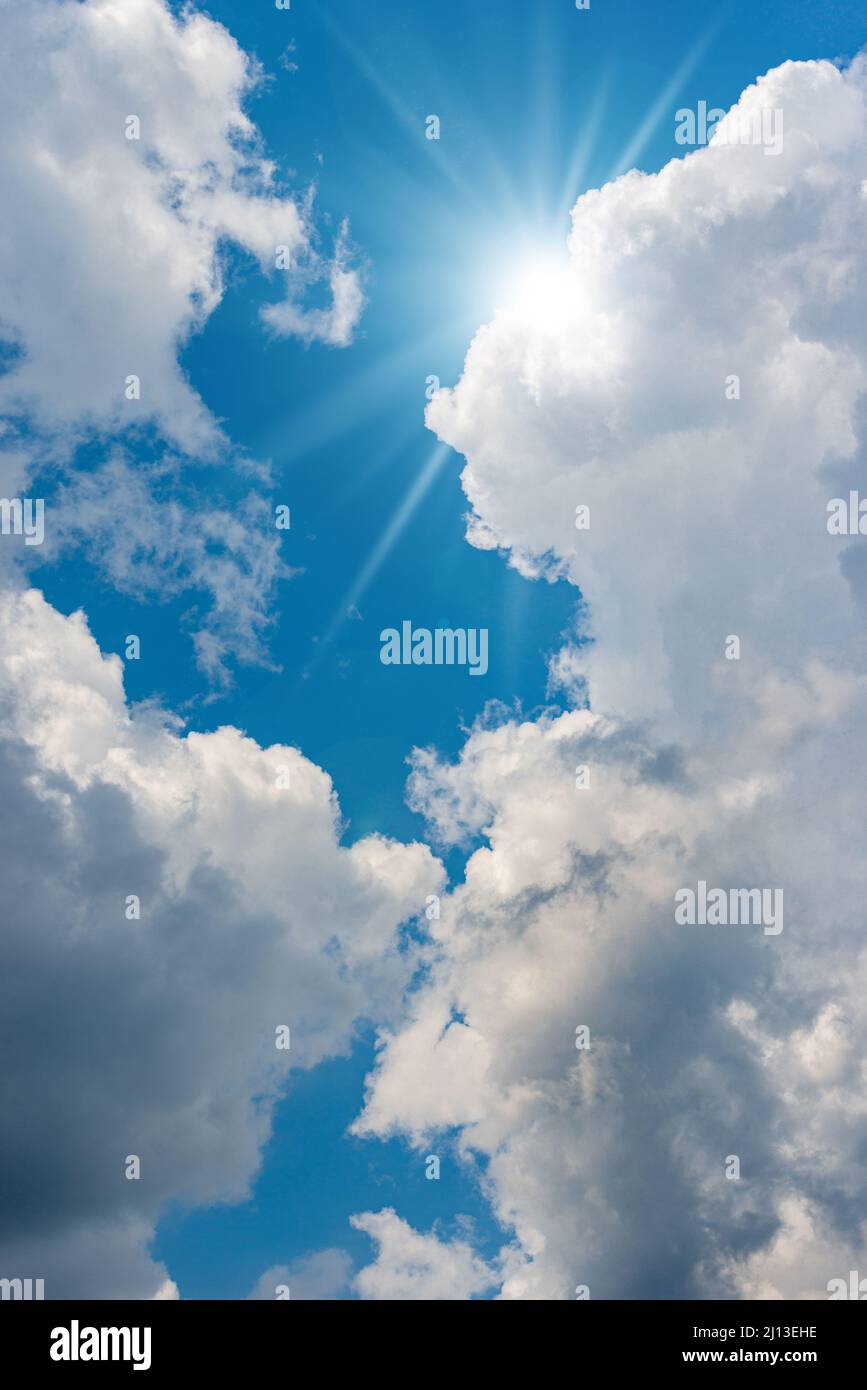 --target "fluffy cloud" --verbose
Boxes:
[354,55,867,1297]
[350,1209,497,1300]
[247,1221,498,1303]
[247,1249,353,1301]
[358,691,867,1297]
[34,451,294,687]
[0,0,362,455]
[261,223,365,349]
[722,1195,867,1301]
[0,581,442,1297]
